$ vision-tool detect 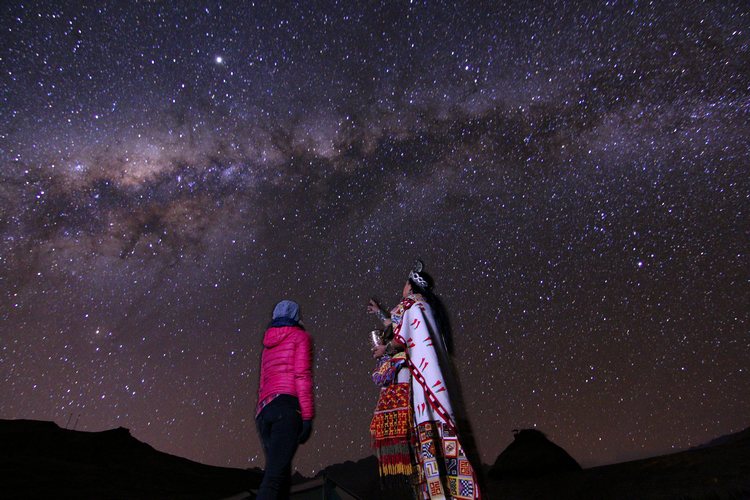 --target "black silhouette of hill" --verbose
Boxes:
[484,427,750,499]
[318,455,394,500]
[489,428,581,479]
[691,426,750,450]
[0,418,260,499]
